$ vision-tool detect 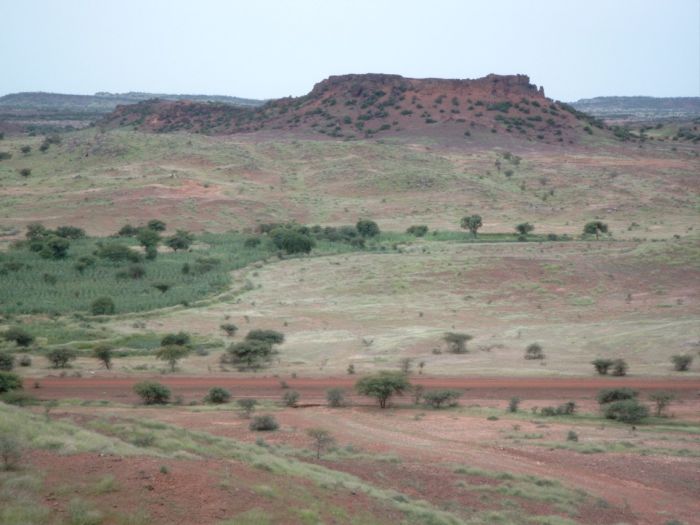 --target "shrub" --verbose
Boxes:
[46,348,77,369]
[422,389,461,408]
[583,221,609,240]
[160,332,192,347]
[460,214,483,238]
[117,224,139,236]
[147,219,167,232]
[245,329,284,345]
[133,381,171,404]
[356,219,380,238]
[671,354,693,372]
[0,352,14,371]
[355,371,410,408]
[3,327,34,347]
[0,371,22,393]
[204,387,231,404]
[282,390,300,407]
[307,428,335,459]
[0,390,37,406]
[237,398,257,417]
[155,345,190,372]
[19,168,31,177]
[164,230,194,251]
[597,388,638,405]
[603,399,649,424]
[249,415,279,431]
[95,243,141,262]
[220,323,238,336]
[326,388,346,407]
[591,358,614,375]
[92,344,113,370]
[443,332,473,353]
[91,297,115,315]
[508,397,520,413]
[227,340,276,370]
[649,391,675,417]
[611,359,628,376]
[0,434,22,470]
[566,430,579,442]
[515,222,534,236]
[18,355,32,367]
[406,225,428,237]
[244,236,261,248]
[524,343,544,360]
[55,226,86,239]
[270,228,314,254]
